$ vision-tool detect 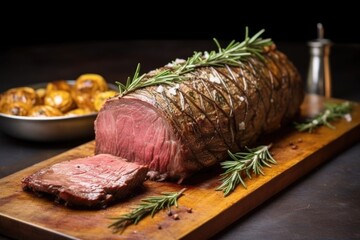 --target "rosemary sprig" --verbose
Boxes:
[117,28,273,96]
[108,188,186,233]
[216,145,276,196]
[295,102,352,132]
